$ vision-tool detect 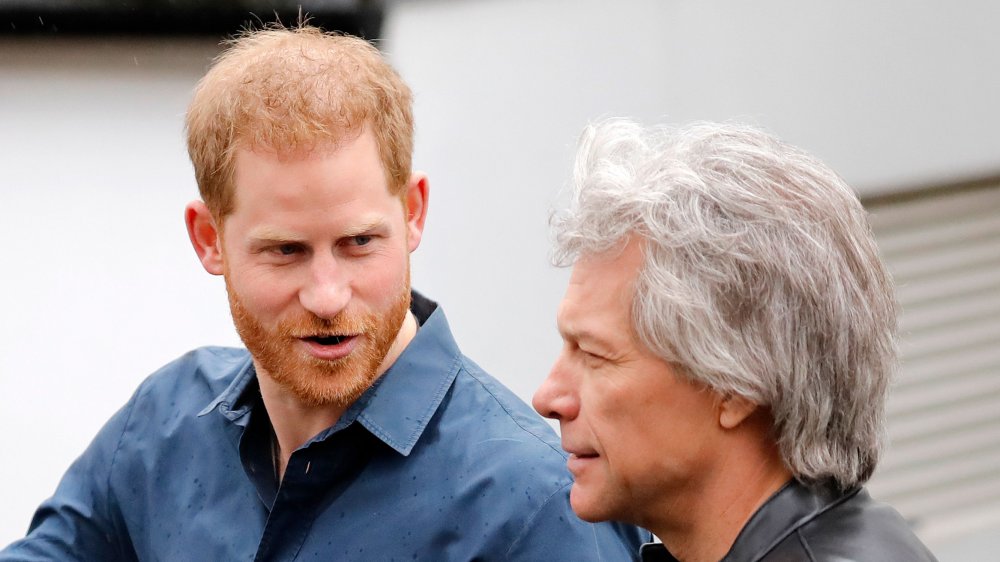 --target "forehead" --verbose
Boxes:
[233,130,383,182]
[559,238,644,336]
[227,131,391,221]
